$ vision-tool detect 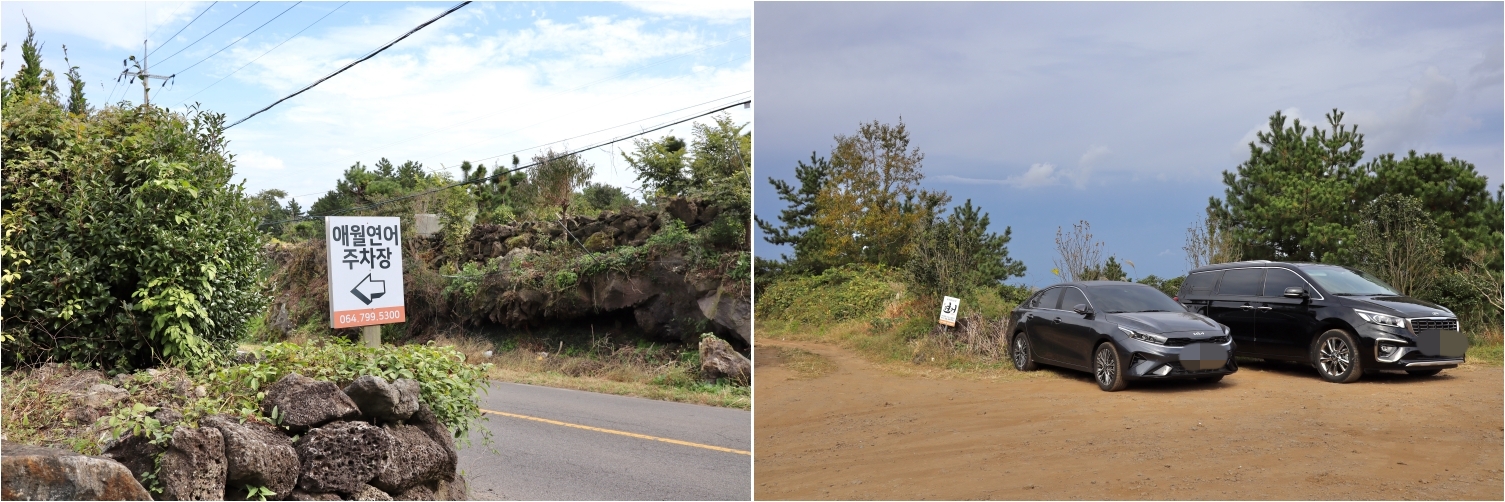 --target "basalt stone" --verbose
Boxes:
[1,441,153,500]
[159,426,228,501]
[285,489,342,501]
[436,474,467,501]
[407,404,458,482]
[698,334,750,385]
[392,483,434,501]
[262,373,361,433]
[294,421,393,494]
[100,433,164,483]
[343,376,420,424]
[349,484,392,501]
[371,424,449,493]
[203,415,299,499]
